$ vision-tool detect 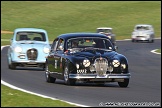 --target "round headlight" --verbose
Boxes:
[14,46,22,53]
[83,59,90,67]
[112,60,120,67]
[43,46,50,53]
